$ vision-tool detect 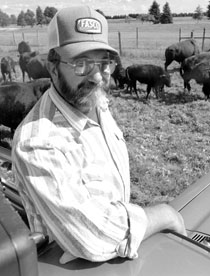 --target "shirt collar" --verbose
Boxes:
[49,85,98,133]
